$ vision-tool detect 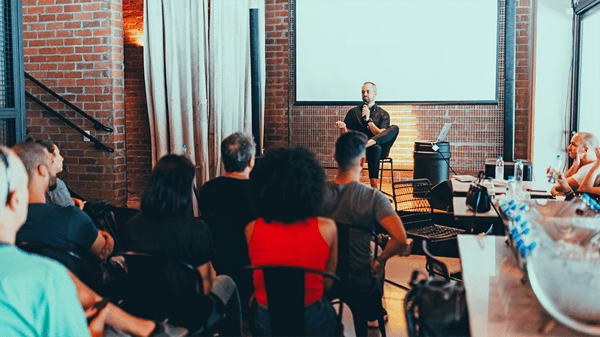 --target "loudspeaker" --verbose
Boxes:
[426,180,453,212]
